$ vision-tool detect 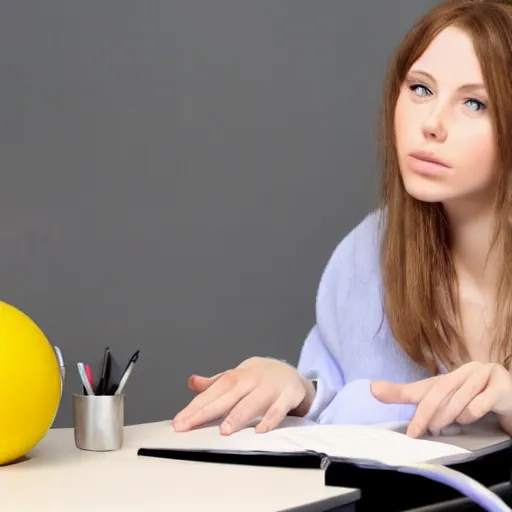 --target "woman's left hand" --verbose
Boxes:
[371,362,512,438]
